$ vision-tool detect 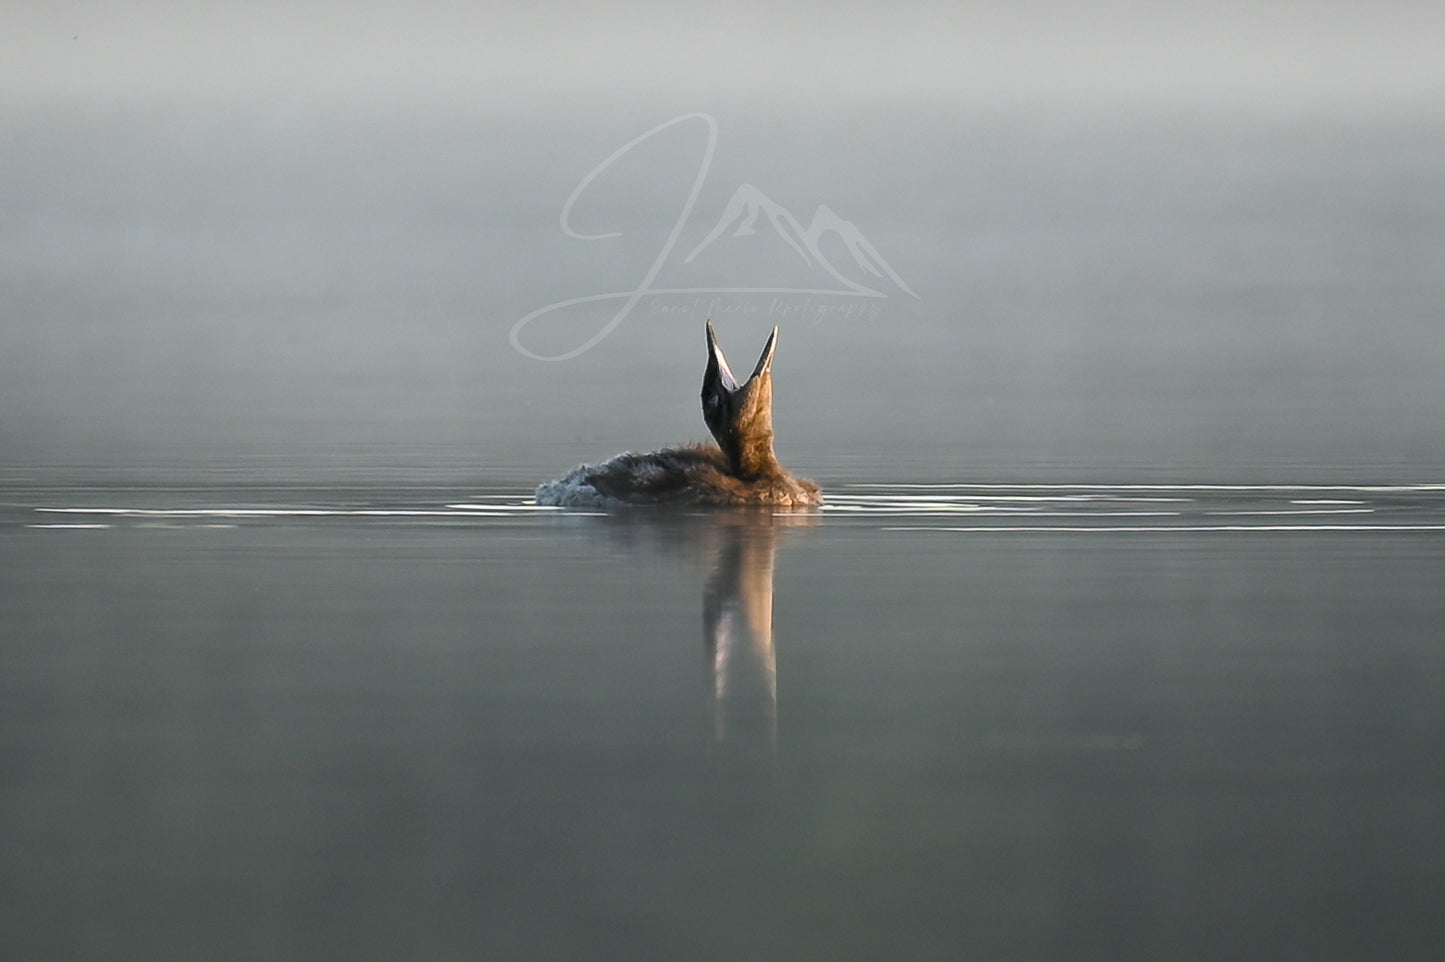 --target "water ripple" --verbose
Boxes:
[12,482,1445,534]
[832,483,1445,533]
